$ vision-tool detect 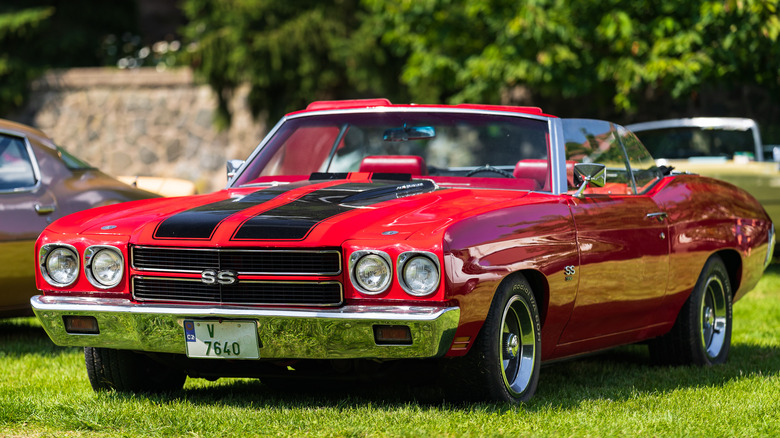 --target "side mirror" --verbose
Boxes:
[572,163,606,198]
[227,159,245,180]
